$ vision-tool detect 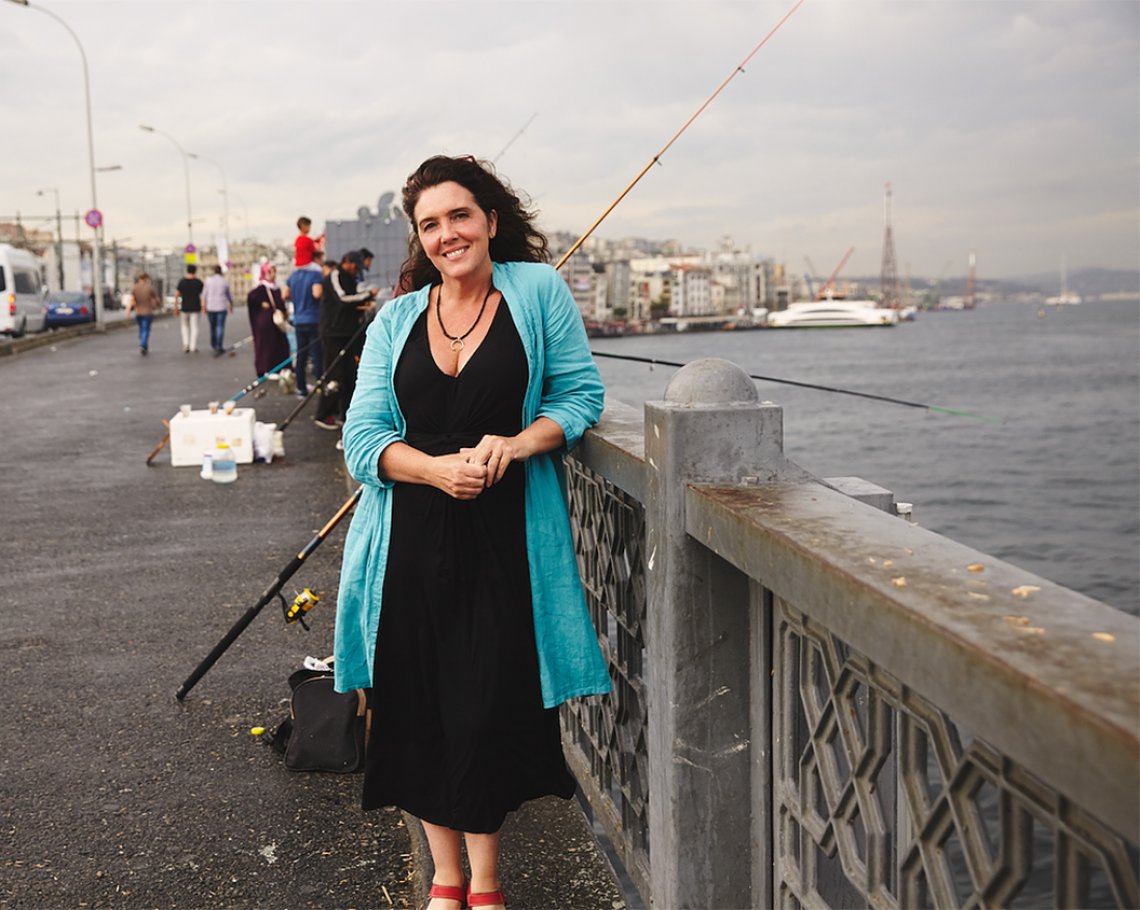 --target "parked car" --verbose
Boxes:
[0,243,48,336]
[44,290,96,328]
